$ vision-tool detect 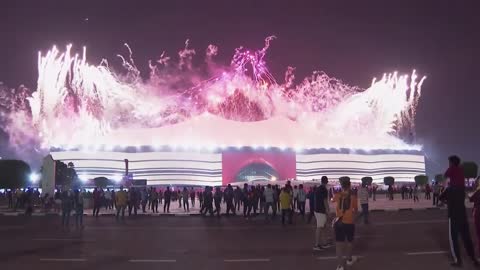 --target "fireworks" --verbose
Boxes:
[6,37,426,152]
